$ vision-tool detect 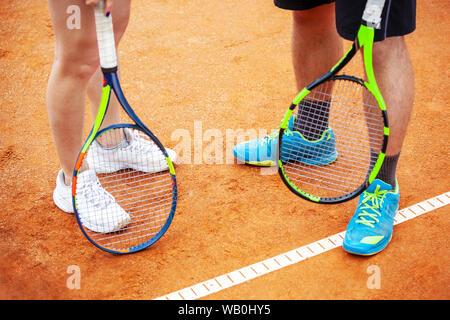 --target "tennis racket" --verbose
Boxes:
[278,0,388,204]
[72,1,177,254]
